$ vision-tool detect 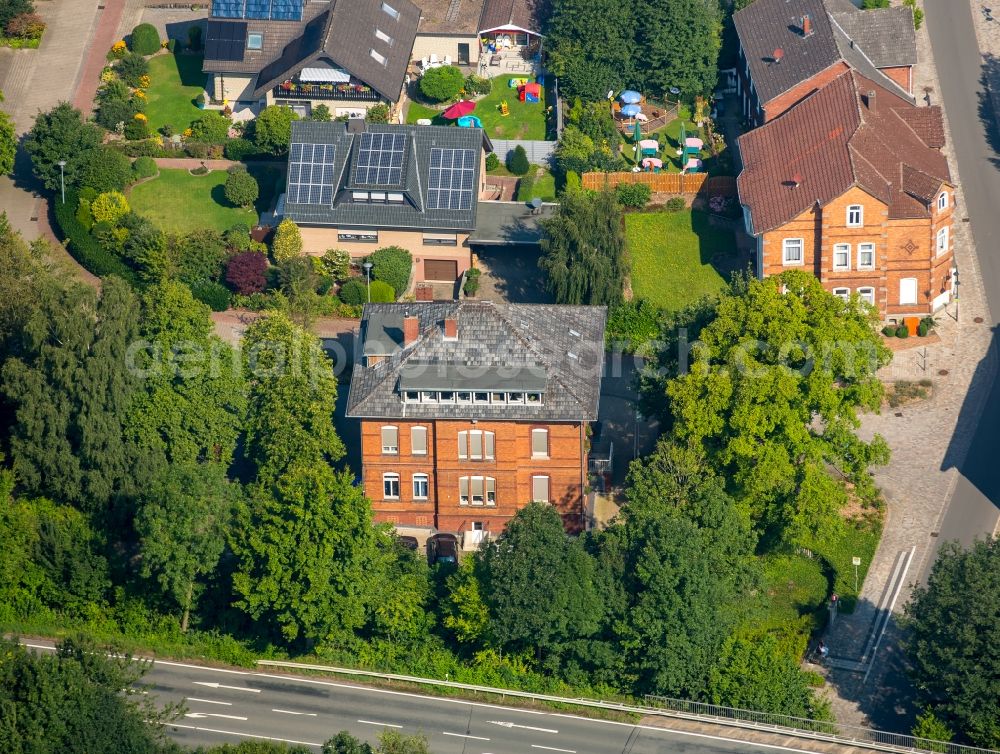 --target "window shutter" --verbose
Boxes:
[484,431,494,459]
[381,426,398,452]
[470,431,483,459]
[411,426,427,455]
